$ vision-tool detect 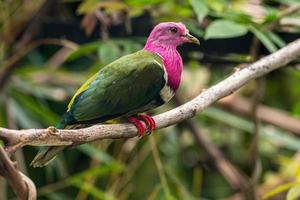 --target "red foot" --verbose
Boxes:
[128,116,146,137]
[138,114,156,132]
[127,114,156,137]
